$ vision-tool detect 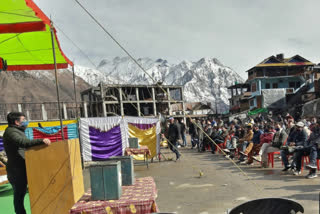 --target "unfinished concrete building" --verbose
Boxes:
[80,83,186,118]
